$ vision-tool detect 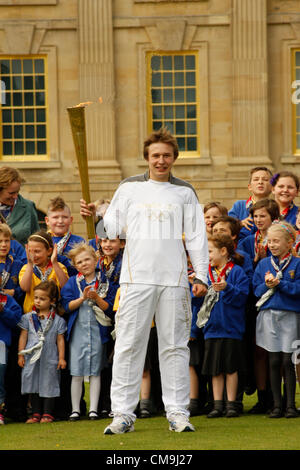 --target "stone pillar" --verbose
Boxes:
[227,0,273,175]
[78,0,121,180]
